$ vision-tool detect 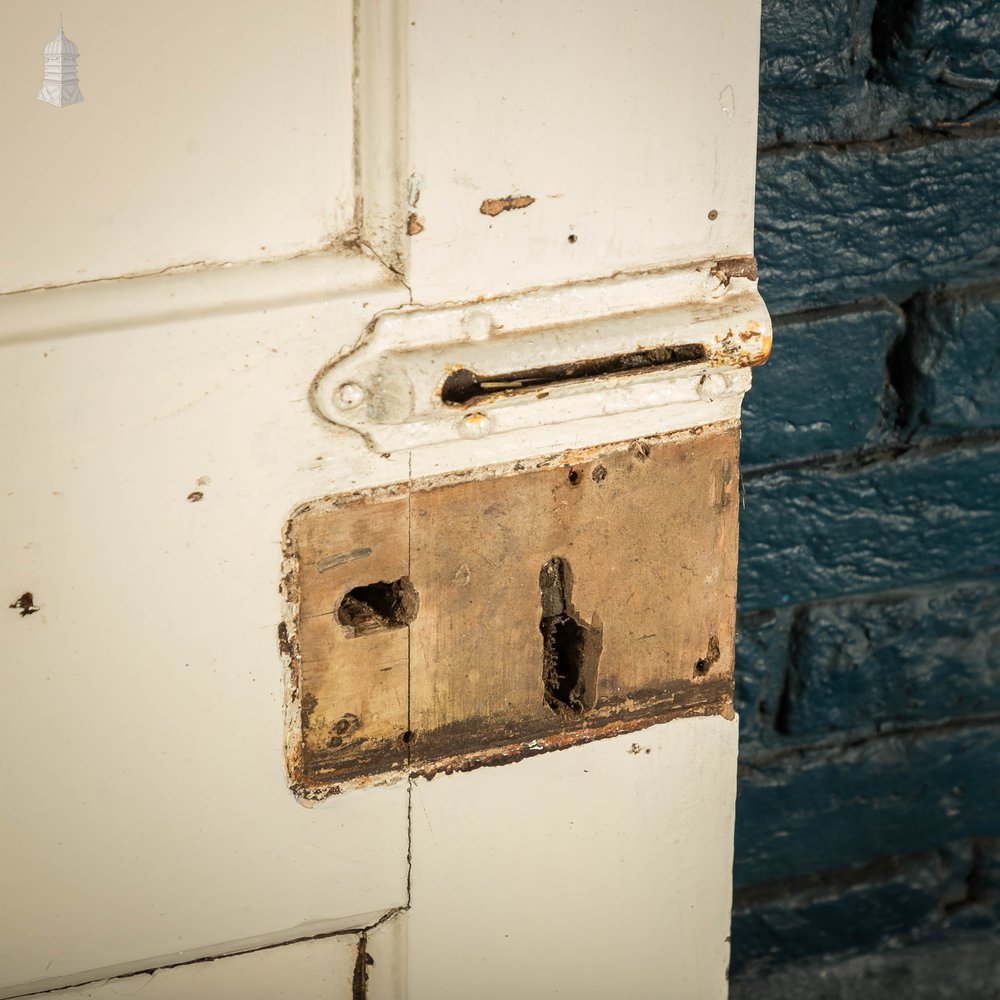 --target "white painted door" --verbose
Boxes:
[0,3,763,997]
